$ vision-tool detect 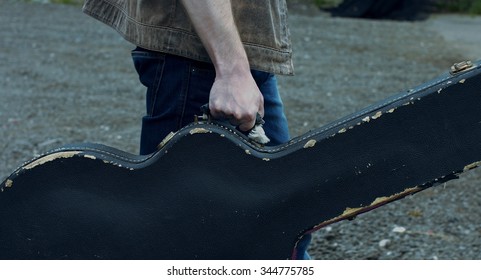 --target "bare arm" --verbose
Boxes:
[180,0,263,131]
